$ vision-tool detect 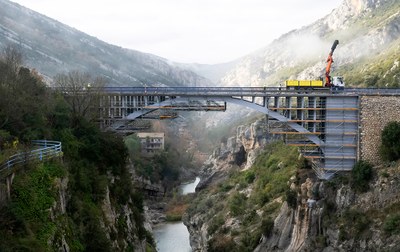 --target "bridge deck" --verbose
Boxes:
[102,86,400,96]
